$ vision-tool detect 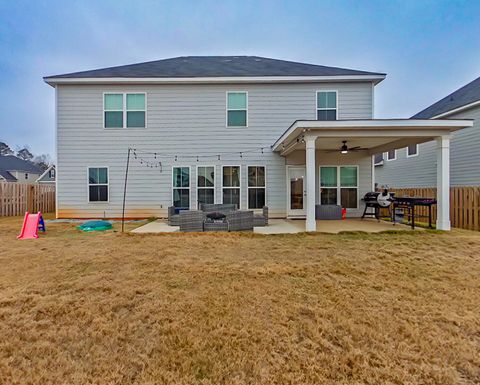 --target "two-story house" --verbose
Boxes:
[376,75,480,188]
[44,56,472,231]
